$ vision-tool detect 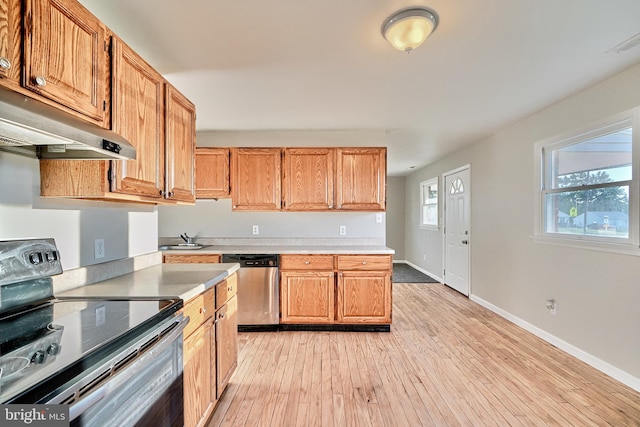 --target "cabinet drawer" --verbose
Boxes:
[280,254,334,270]
[216,274,237,309]
[336,255,392,271]
[182,288,215,337]
[163,254,220,264]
